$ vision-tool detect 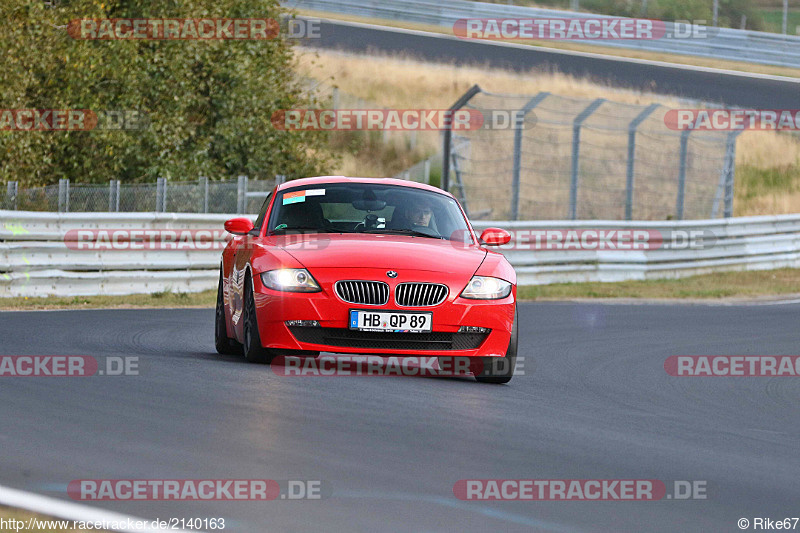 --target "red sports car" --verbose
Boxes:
[215,176,518,383]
